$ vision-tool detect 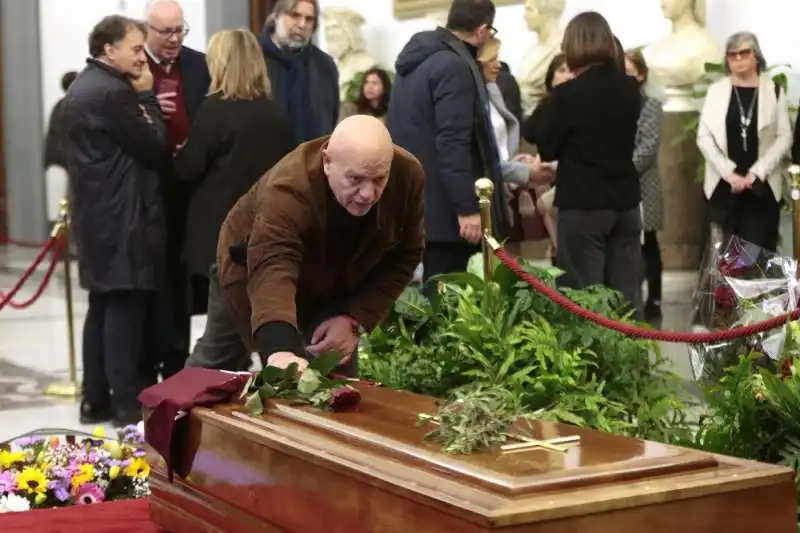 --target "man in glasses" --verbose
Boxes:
[144,0,211,381]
